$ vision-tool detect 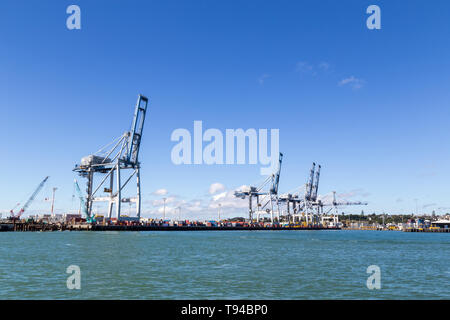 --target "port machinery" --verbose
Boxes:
[234,153,283,224]
[73,94,149,222]
[73,178,94,223]
[278,162,320,225]
[235,156,368,226]
[278,163,368,226]
[9,176,49,219]
[319,191,368,225]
